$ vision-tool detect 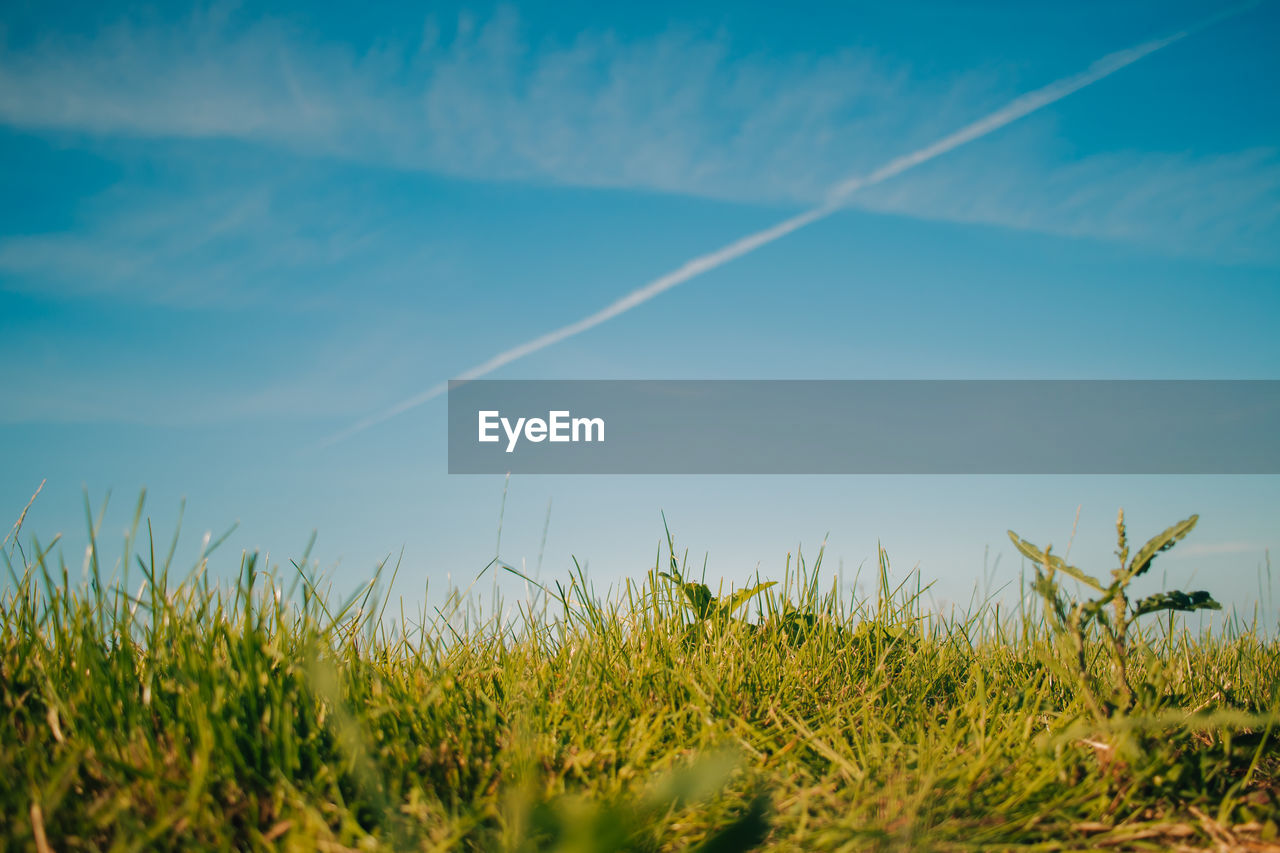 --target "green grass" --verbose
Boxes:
[3,499,1279,851]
